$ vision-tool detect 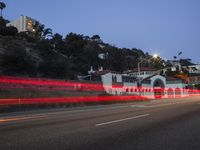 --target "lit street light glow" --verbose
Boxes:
[153,53,158,58]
